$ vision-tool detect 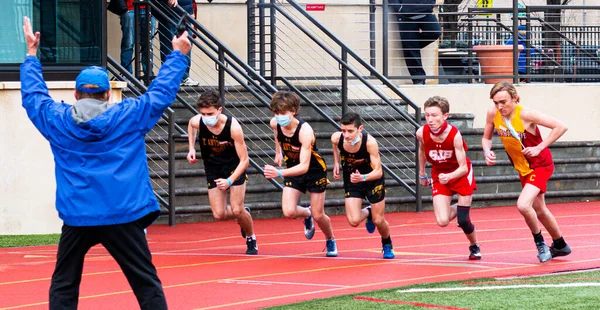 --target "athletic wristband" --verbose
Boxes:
[363,174,367,181]
[419,174,429,180]
[277,169,283,178]
[226,178,232,186]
